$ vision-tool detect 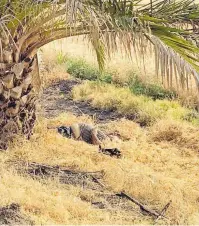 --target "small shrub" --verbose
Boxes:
[67,58,99,80]
[150,120,183,142]
[128,74,177,100]
[66,58,113,83]
[100,74,113,83]
[149,119,199,151]
[66,56,177,101]
[182,111,199,123]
